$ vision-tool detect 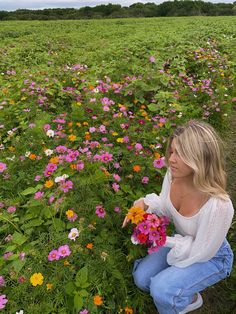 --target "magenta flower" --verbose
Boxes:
[76,160,84,171]
[34,191,44,199]
[95,205,106,218]
[48,249,60,261]
[112,182,120,192]
[114,207,121,213]
[55,145,67,153]
[44,163,57,177]
[7,206,16,214]
[149,230,160,241]
[153,157,165,169]
[142,176,149,184]
[0,294,8,310]
[80,310,89,314]
[58,245,71,258]
[135,143,143,150]
[3,252,13,260]
[0,162,7,173]
[19,252,26,261]
[34,175,41,181]
[137,221,151,235]
[59,180,73,193]
[100,152,113,163]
